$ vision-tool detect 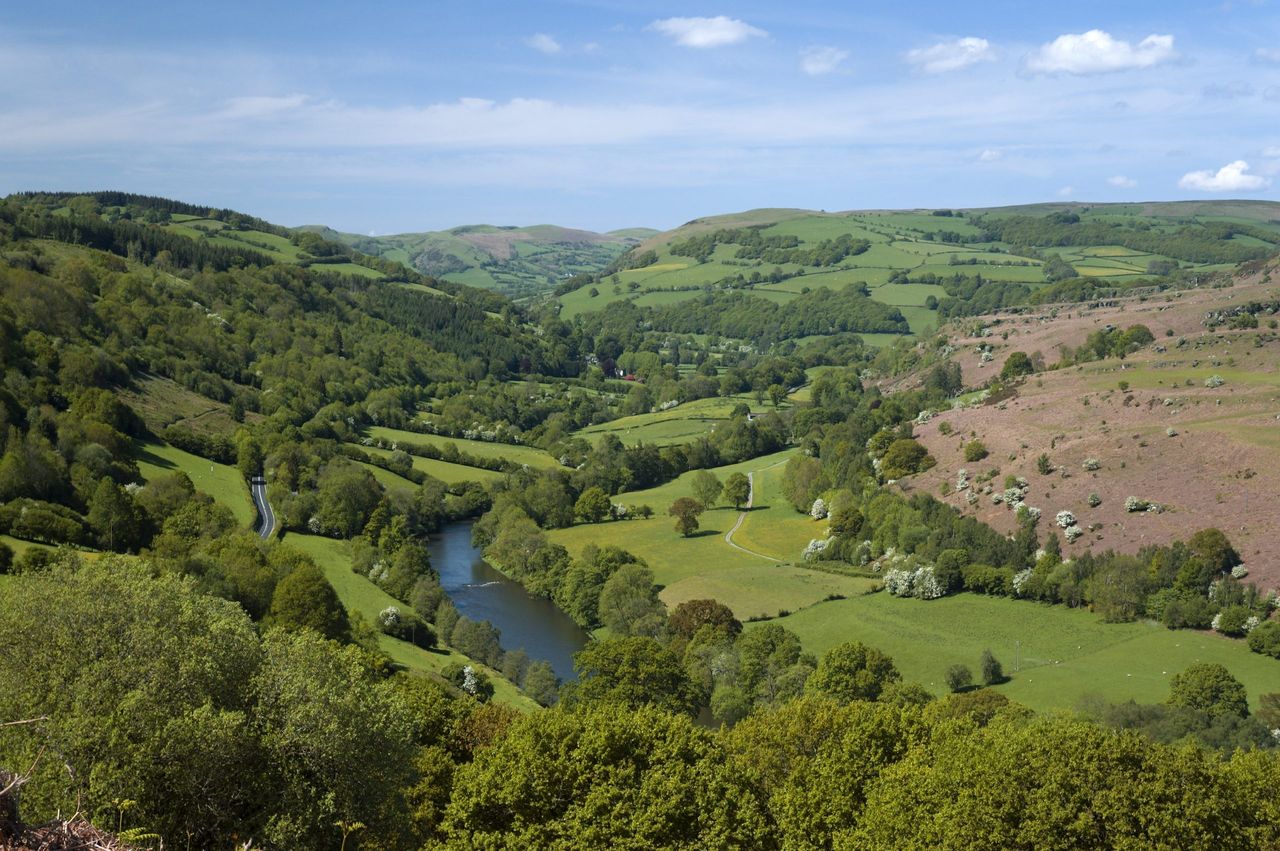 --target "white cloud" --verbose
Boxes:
[218,94,309,120]
[1264,147,1280,158]
[907,37,994,73]
[800,46,849,76]
[1256,48,1280,64]
[978,148,1003,162]
[1025,30,1176,75]
[1058,186,1075,197]
[526,33,562,55]
[1108,175,1138,188]
[1178,160,1270,191]
[648,16,766,48]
